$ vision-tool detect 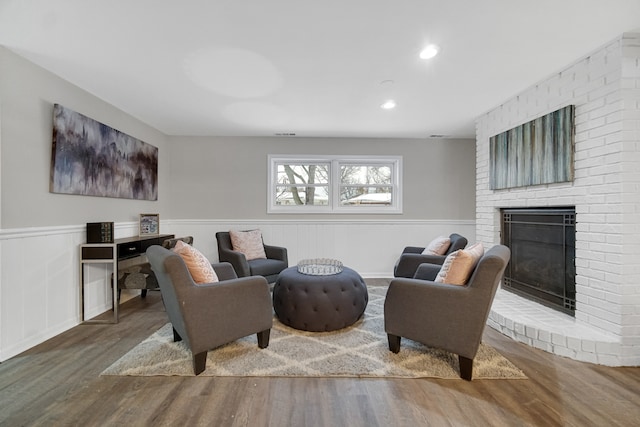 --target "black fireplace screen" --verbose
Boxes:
[501,208,576,315]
